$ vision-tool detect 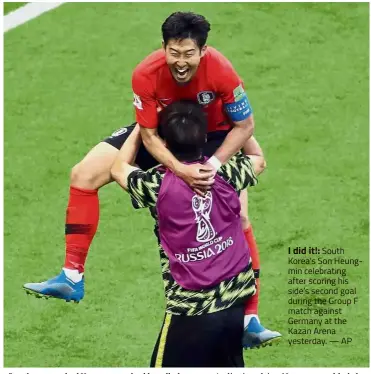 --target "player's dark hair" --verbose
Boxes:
[159,100,207,161]
[162,12,211,49]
